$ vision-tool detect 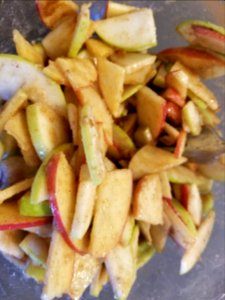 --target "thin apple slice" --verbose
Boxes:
[174,129,187,158]
[46,152,82,252]
[133,174,163,225]
[0,230,25,259]
[176,20,225,55]
[41,228,75,300]
[80,105,106,185]
[120,215,135,247]
[110,52,156,75]
[137,86,167,139]
[56,57,97,91]
[129,145,187,180]
[18,191,51,217]
[163,198,196,249]
[4,110,40,167]
[90,169,132,257]
[0,201,51,230]
[124,63,155,85]
[13,29,44,66]
[19,233,49,267]
[43,61,70,86]
[42,16,76,60]
[25,263,45,283]
[0,89,28,132]
[68,4,92,58]
[106,1,136,18]
[0,177,34,205]
[122,84,143,102]
[159,171,172,199]
[180,210,215,275]
[150,213,171,252]
[97,57,125,117]
[182,101,202,136]
[95,9,157,51]
[86,38,114,57]
[30,143,74,204]
[186,184,202,226]
[70,253,101,300]
[159,47,225,79]
[36,0,78,29]
[26,102,70,160]
[0,55,67,116]
[70,164,97,240]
